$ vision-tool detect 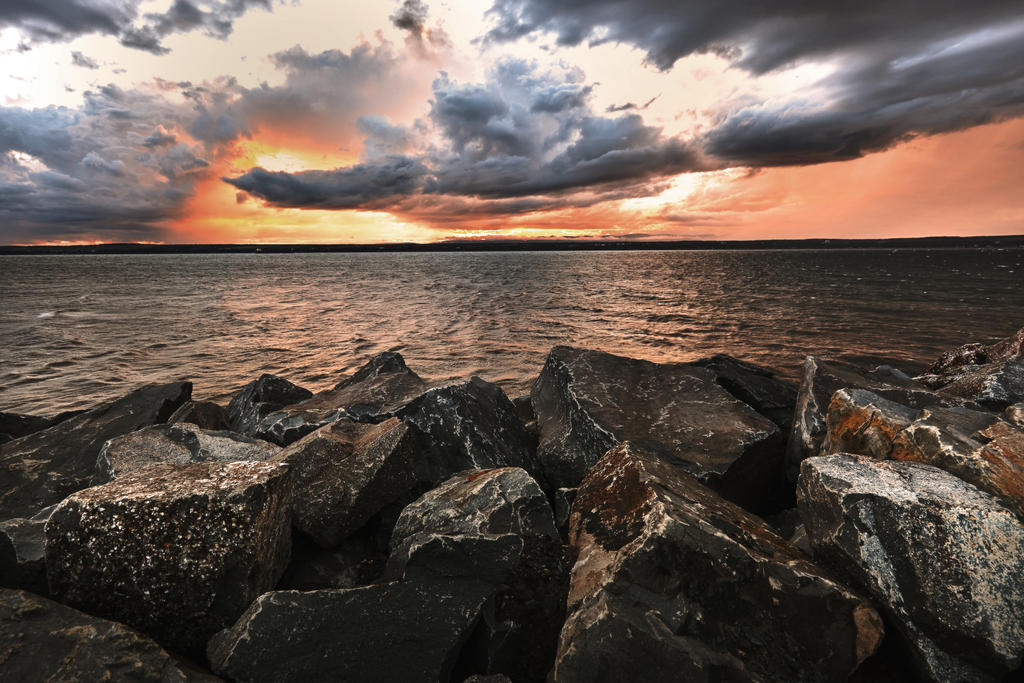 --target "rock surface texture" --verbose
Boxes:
[227,374,311,437]
[398,377,536,486]
[46,460,291,658]
[256,352,427,445]
[917,326,1024,409]
[691,353,798,431]
[270,416,422,548]
[531,346,782,508]
[94,422,279,484]
[167,400,231,430]
[0,382,192,521]
[823,388,1024,520]
[555,442,883,683]
[387,467,567,682]
[0,589,219,682]
[208,580,492,683]
[798,454,1024,682]
[0,513,48,594]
